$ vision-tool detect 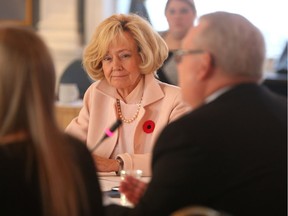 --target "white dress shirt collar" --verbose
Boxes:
[205,86,232,104]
